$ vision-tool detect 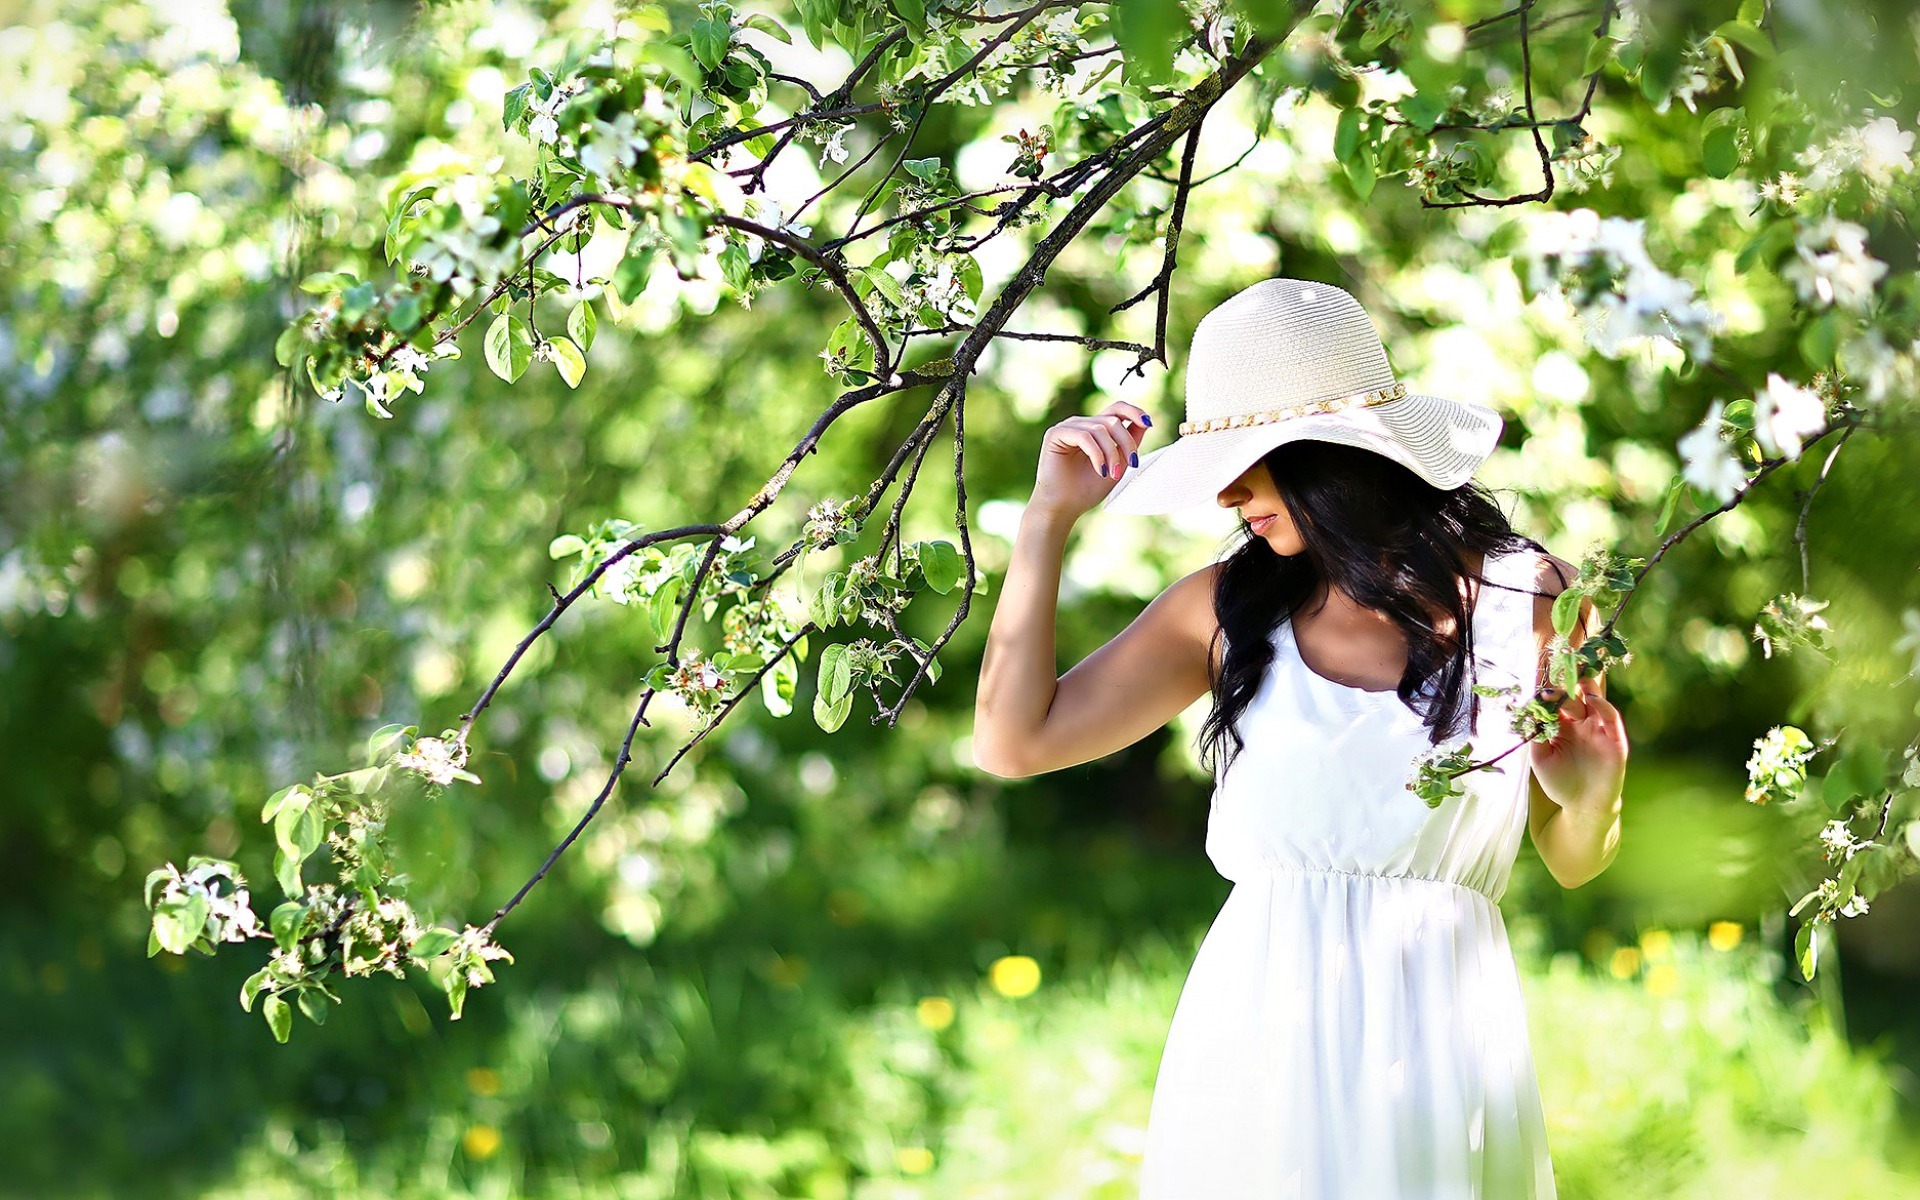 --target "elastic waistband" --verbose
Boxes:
[1222,861,1500,904]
